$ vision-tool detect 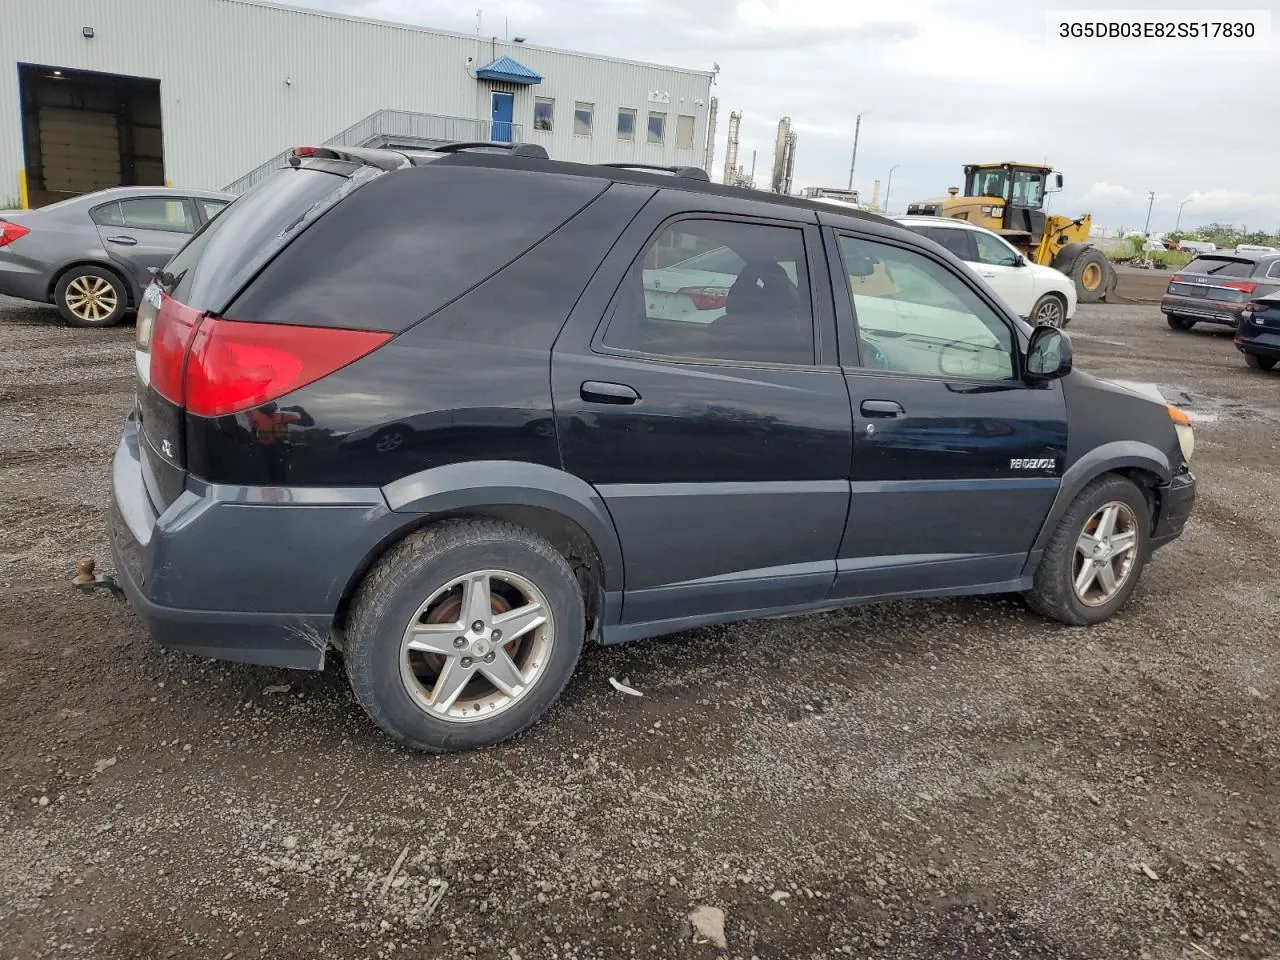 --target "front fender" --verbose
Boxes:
[1022,440,1172,574]
[382,460,624,591]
